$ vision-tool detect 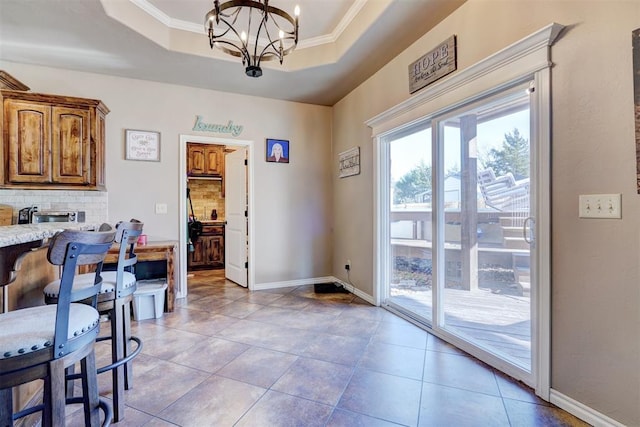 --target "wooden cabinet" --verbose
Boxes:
[187,143,224,177]
[188,224,224,269]
[0,89,109,190]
